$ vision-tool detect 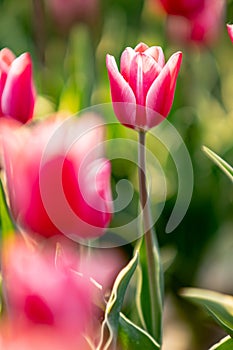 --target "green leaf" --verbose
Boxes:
[135,237,163,343]
[202,146,233,182]
[97,251,139,350]
[118,312,160,350]
[0,179,15,240]
[180,288,233,337]
[209,336,233,350]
